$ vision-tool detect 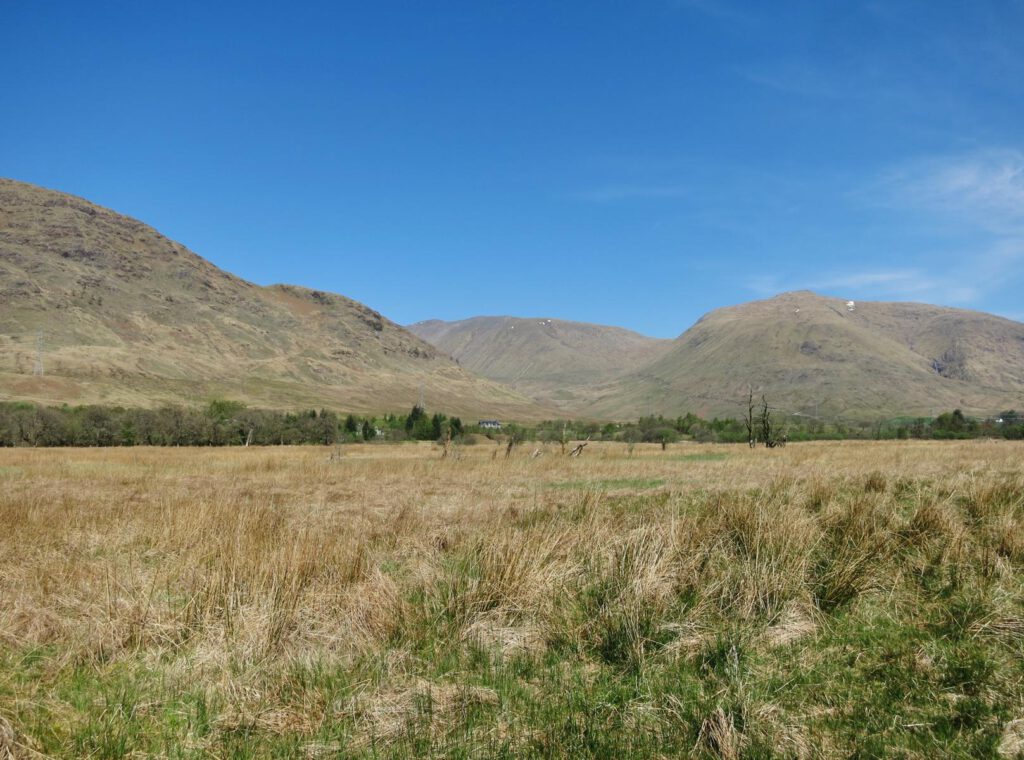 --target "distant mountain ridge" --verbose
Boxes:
[408,316,671,412]
[5,177,1022,423]
[414,293,1024,420]
[0,178,550,418]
